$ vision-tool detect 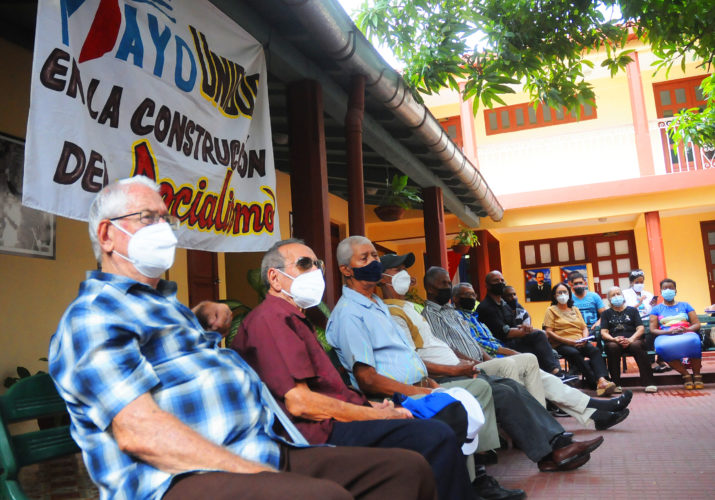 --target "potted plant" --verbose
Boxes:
[374,174,423,221]
[452,227,479,255]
